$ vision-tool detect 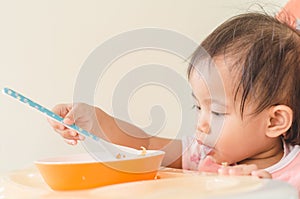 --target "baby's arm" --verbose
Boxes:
[48,103,183,168]
[93,107,183,168]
